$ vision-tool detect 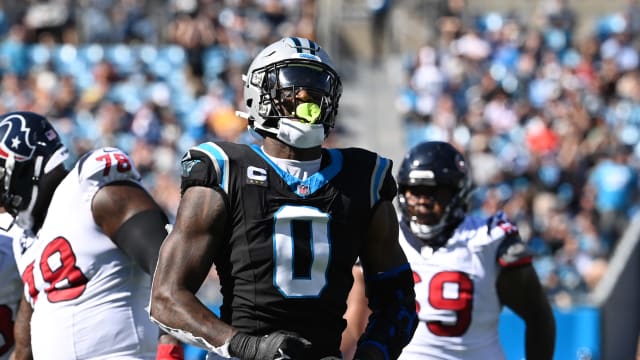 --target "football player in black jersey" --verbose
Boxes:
[150,37,418,360]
